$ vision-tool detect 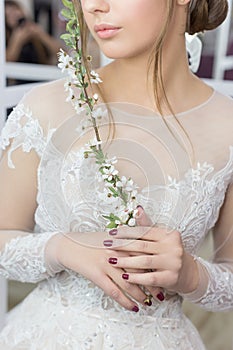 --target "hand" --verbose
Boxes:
[52,230,149,313]
[105,207,199,297]
[11,25,34,45]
